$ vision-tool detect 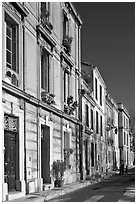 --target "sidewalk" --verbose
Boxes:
[8,180,92,202]
[7,166,135,202]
